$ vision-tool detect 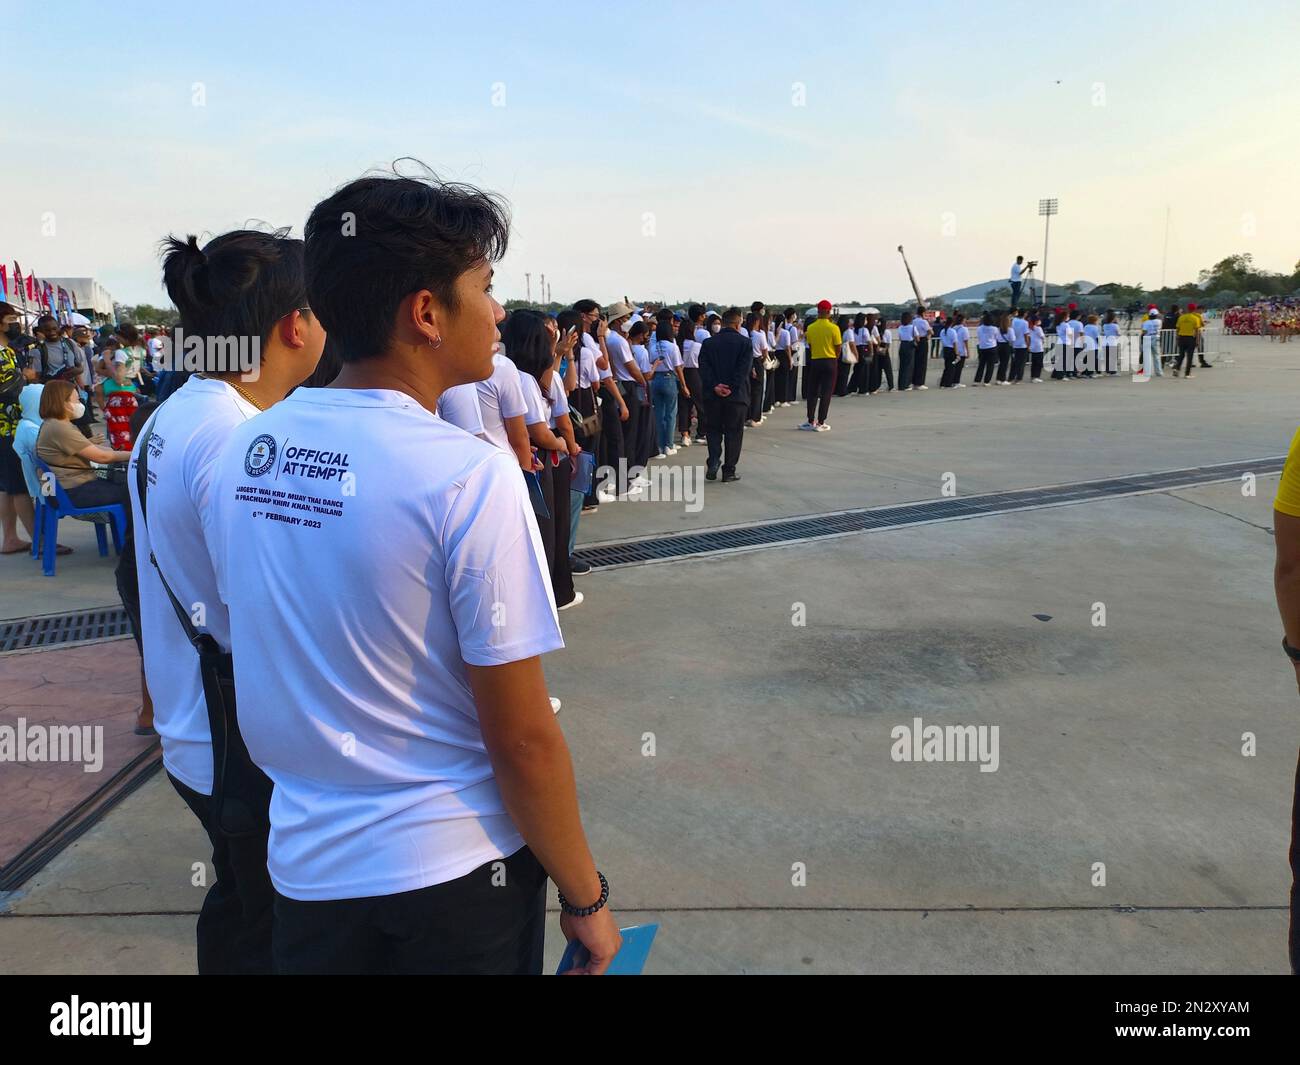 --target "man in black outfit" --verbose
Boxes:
[698,307,751,483]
